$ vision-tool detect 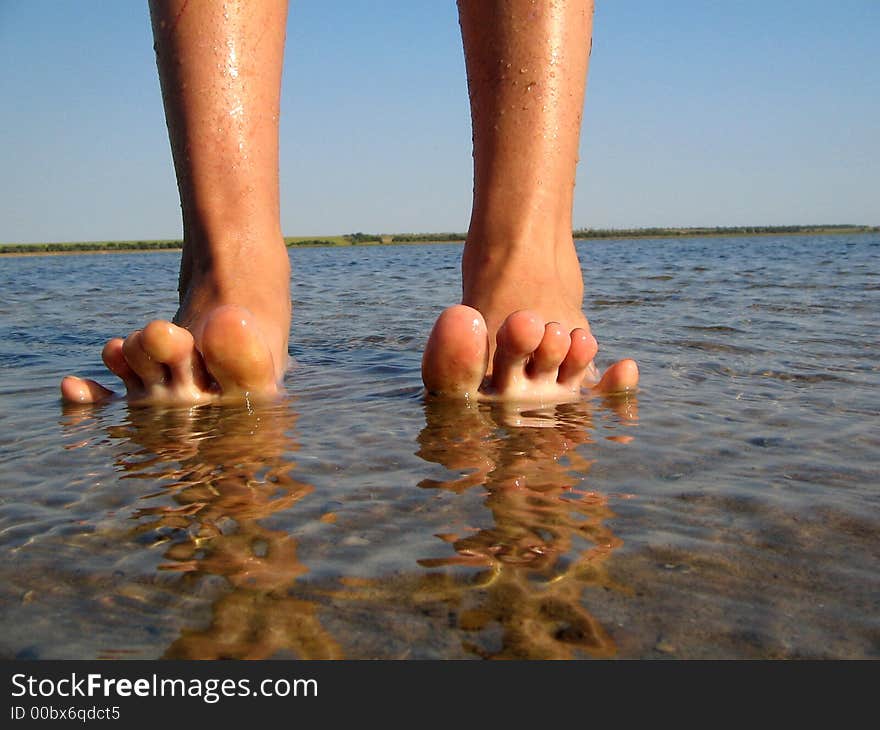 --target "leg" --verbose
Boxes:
[61,0,291,404]
[423,0,637,401]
